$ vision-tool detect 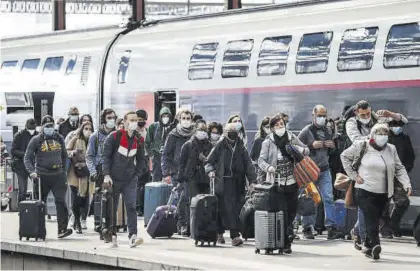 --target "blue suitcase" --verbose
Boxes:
[335,199,357,239]
[144,182,173,227]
